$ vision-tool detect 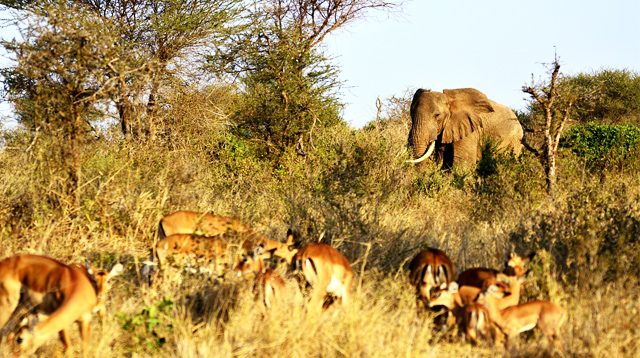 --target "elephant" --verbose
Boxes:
[407,88,524,169]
